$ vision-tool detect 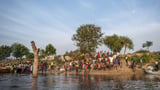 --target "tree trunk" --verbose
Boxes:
[31,41,39,78]
[124,45,127,55]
